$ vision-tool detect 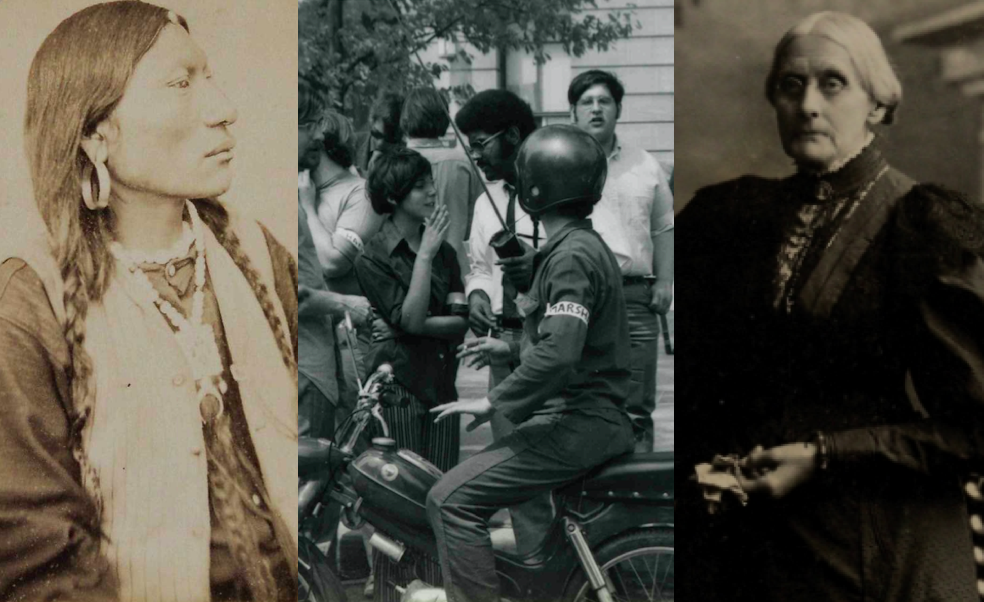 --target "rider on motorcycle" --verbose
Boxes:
[429,125,636,602]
